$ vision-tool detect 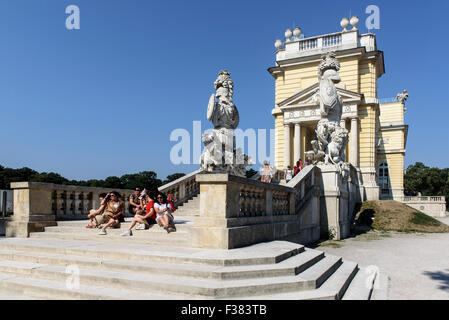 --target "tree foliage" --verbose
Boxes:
[404,162,449,208]
[163,173,186,185]
[0,165,167,191]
